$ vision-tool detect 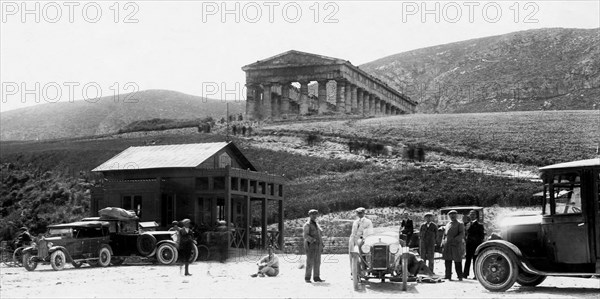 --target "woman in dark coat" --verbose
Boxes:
[178,219,194,276]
